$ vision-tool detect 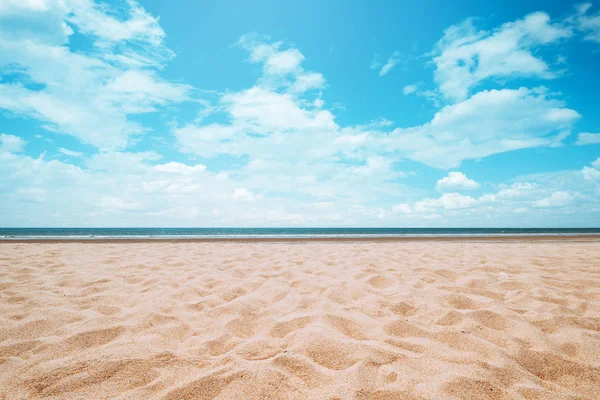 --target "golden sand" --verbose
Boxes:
[1,239,599,399]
